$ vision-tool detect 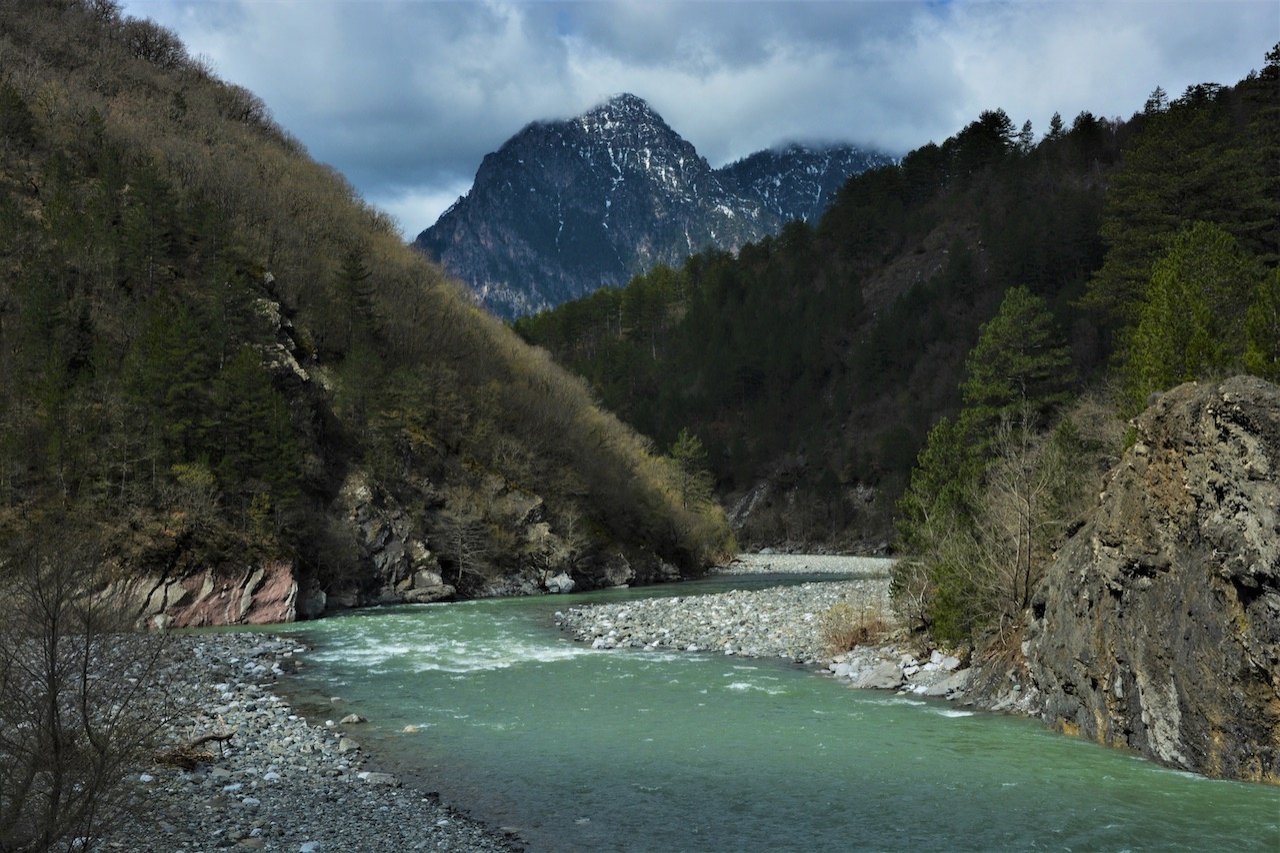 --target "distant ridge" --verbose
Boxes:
[415,94,893,318]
